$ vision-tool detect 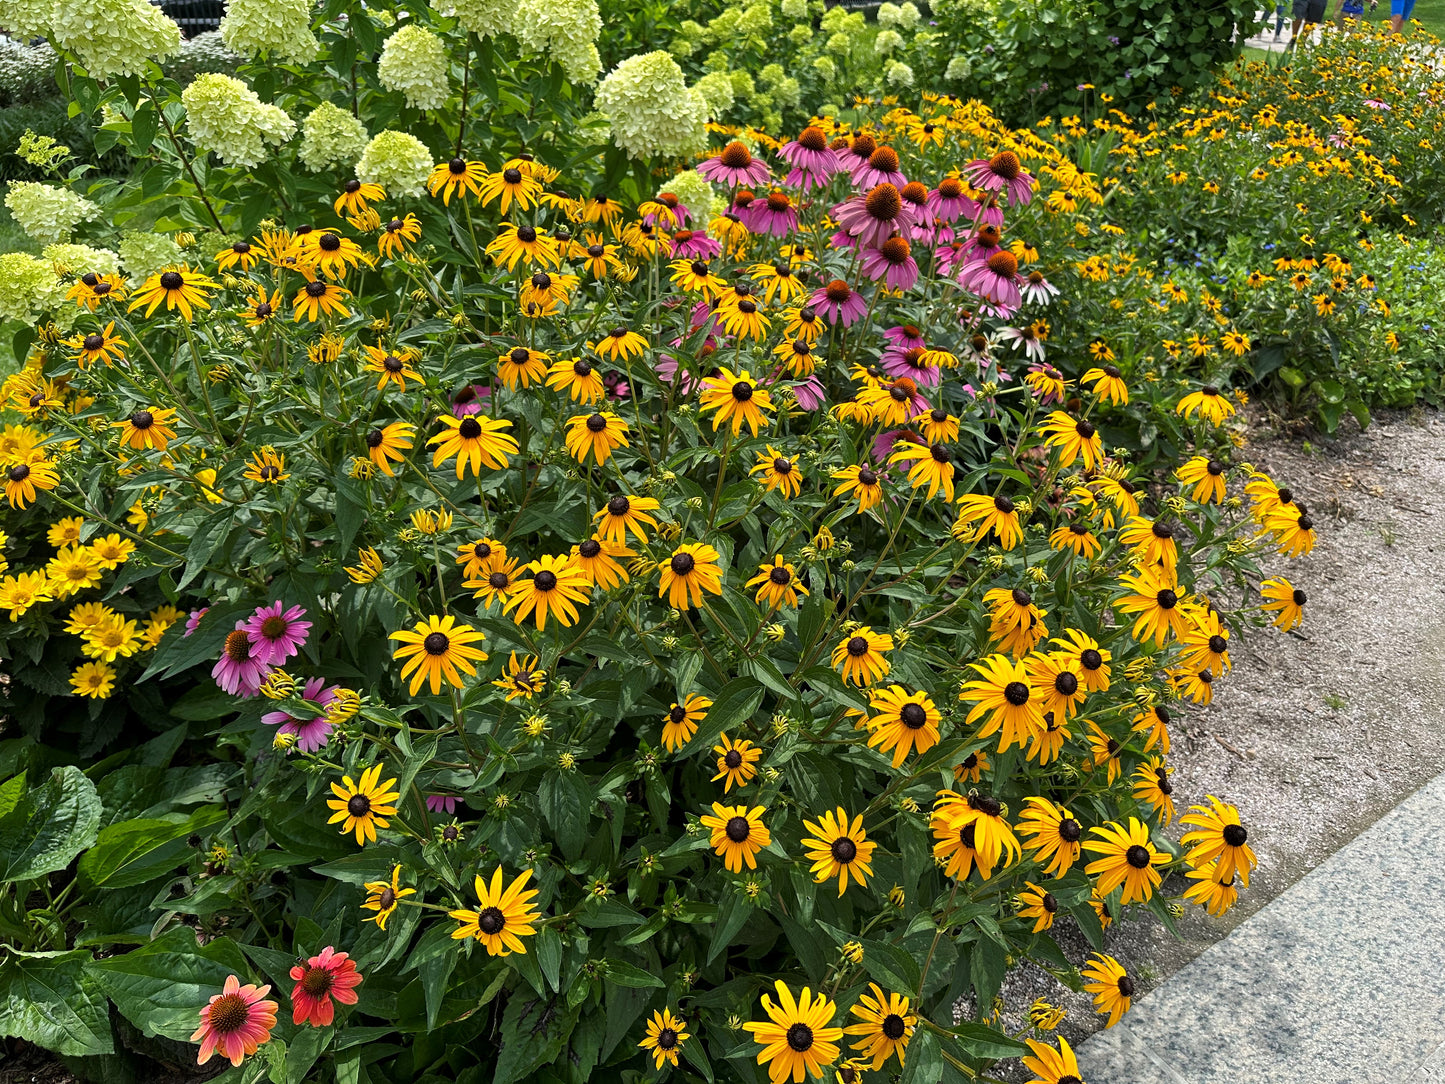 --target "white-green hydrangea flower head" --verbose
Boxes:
[182,74,296,168]
[780,0,808,20]
[812,56,837,83]
[5,182,100,246]
[0,0,52,41]
[885,60,915,87]
[299,103,371,173]
[0,253,66,323]
[378,24,450,111]
[514,0,602,84]
[42,243,122,279]
[431,0,511,38]
[660,170,714,219]
[874,29,904,55]
[118,231,184,281]
[219,0,319,64]
[594,51,708,159]
[49,0,181,77]
[694,71,735,119]
[358,130,433,198]
[945,55,972,81]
